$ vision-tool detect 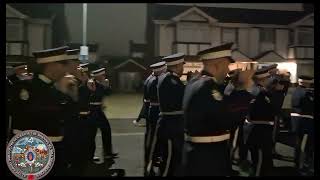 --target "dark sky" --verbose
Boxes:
[65,3,147,56]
